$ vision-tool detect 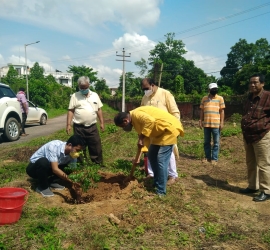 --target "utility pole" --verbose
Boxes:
[116,48,131,112]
